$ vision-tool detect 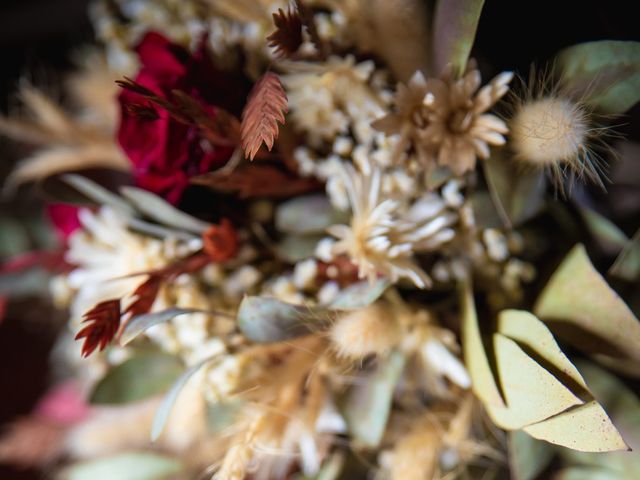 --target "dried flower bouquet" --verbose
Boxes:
[1,1,639,479]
